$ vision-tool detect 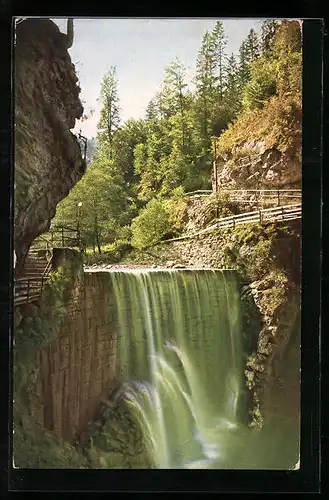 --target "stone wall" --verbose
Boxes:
[30,272,118,443]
